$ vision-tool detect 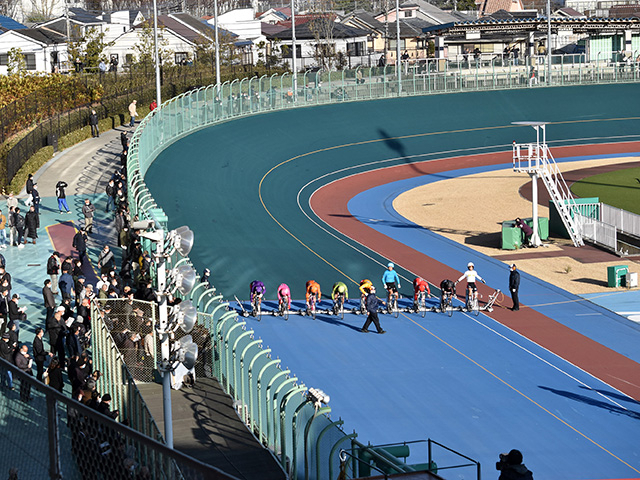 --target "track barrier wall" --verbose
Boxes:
[121,58,640,479]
